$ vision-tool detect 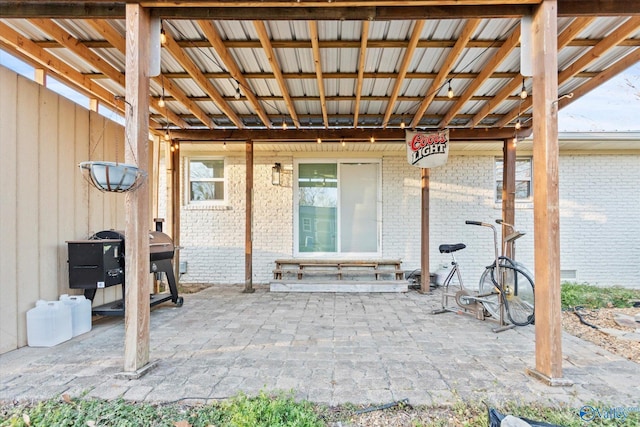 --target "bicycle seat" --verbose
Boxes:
[439,243,466,253]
